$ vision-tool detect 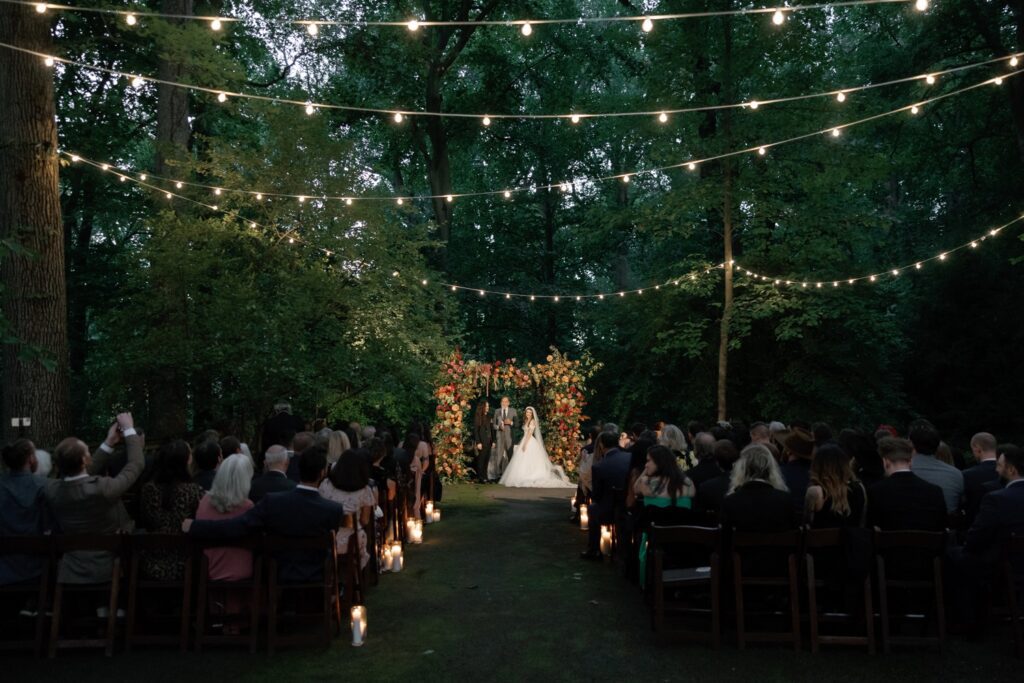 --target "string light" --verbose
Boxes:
[1012,56,1020,68]
[407,19,420,31]
[520,22,532,36]
[658,112,668,123]
[641,17,654,32]
[482,115,491,126]
[830,127,841,137]
[393,112,403,123]
[993,76,1004,85]
[748,100,760,110]
[210,18,221,31]
[911,104,920,114]
[306,22,318,36]
[131,75,144,88]
[305,102,315,115]
[836,91,847,102]
[34,2,45,12]
[176,182,183,189]
[125,12,136,25]
[139,173,147,180]
[622,174,630,183]
[915,0,928,10]
[570,114,581,124]
[772,9,785,24]
[503,190,511,198]
[43,55,53,66]
[758,146,767,155]
[217,92,227,102]
[688,162,697,171]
